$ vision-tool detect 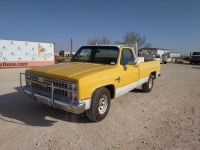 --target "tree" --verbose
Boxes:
[115,31,151,48]
[87,32,151,48]
[101,36,110,44]
[87,36,110,45]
